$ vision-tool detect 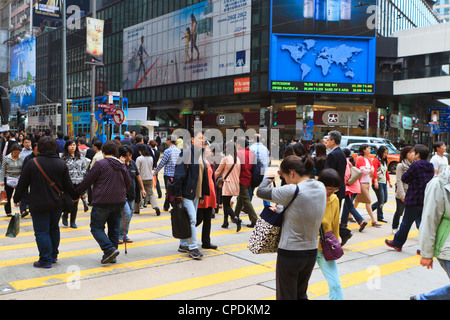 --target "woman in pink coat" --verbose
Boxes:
[341,149,368,233]
[215,141,241,232]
